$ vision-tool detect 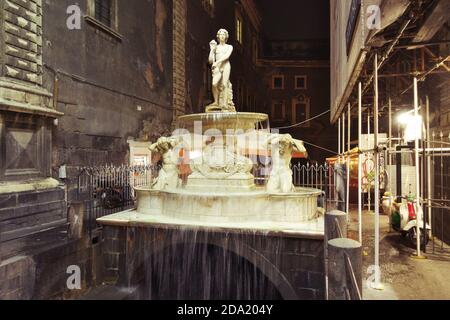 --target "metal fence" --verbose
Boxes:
[293,163,344,211]
[77,165,160,237]
[391,138,450,254]
[429,145,450,253]
[293,163,329,190]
